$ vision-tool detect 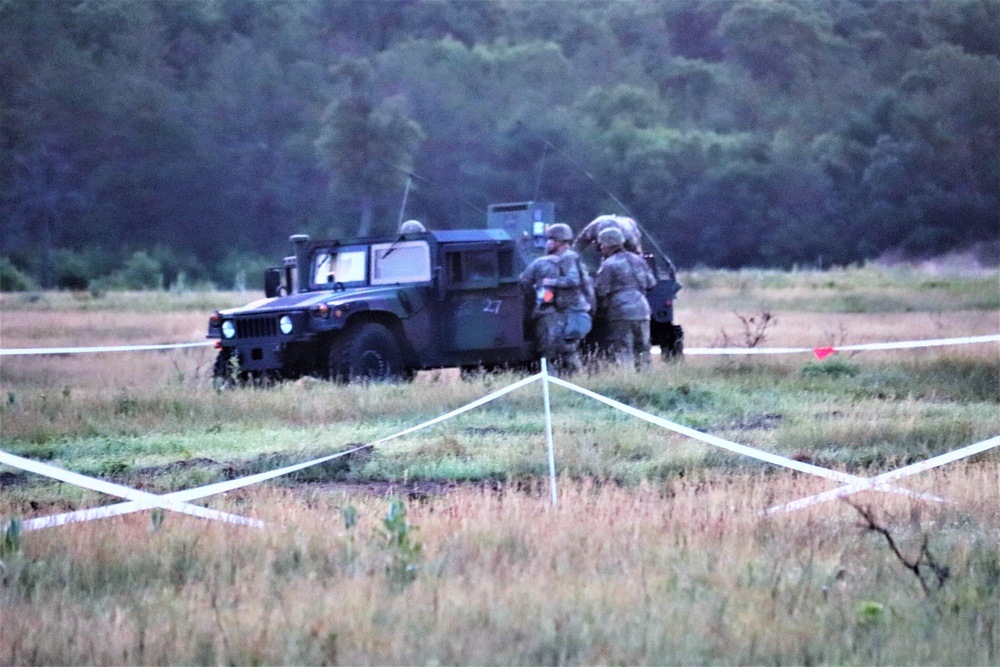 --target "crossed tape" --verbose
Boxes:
[762,435,1000,515]
[5,373,542,531]
[0,450,263,528]
[3,369,995,531]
